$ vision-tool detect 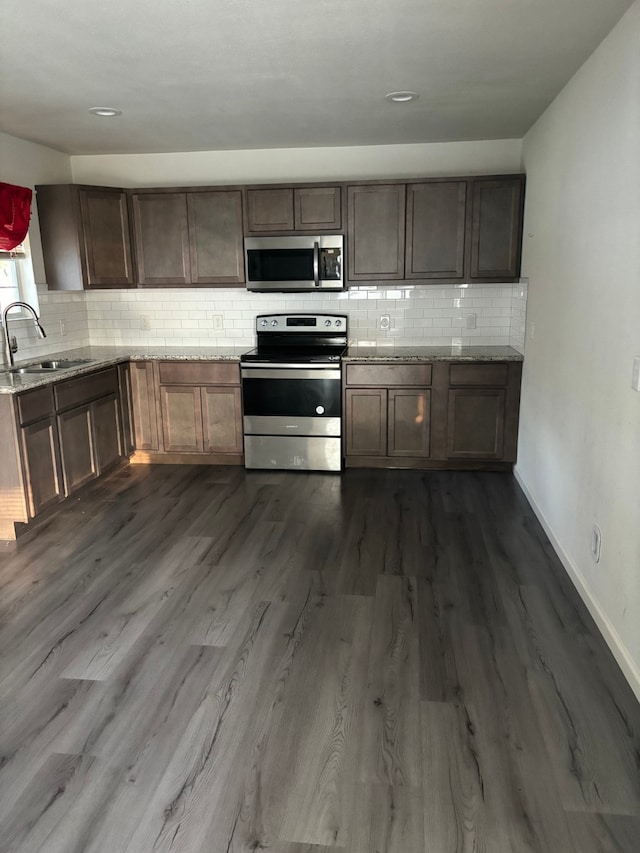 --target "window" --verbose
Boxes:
[0,235,39,315]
